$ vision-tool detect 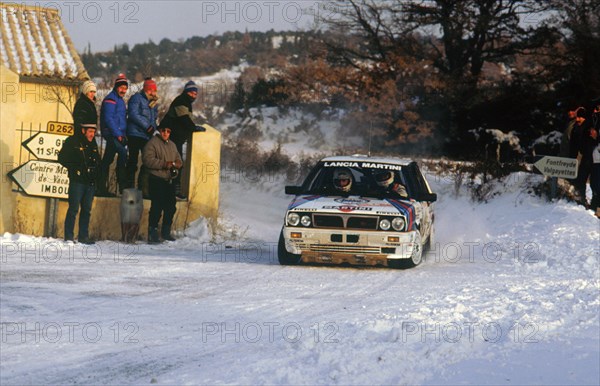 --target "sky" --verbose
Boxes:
[18,0,330,52]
